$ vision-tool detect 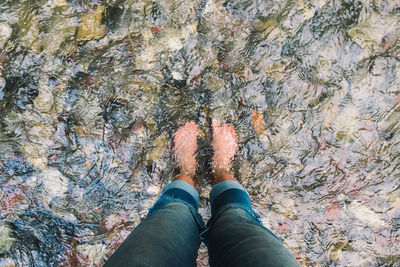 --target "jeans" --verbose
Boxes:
[105,180,300,267]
